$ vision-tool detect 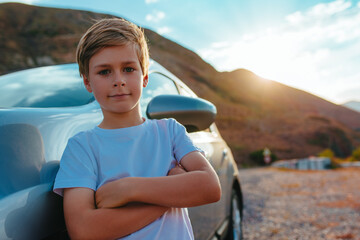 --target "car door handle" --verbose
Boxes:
[221,149,228,164]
